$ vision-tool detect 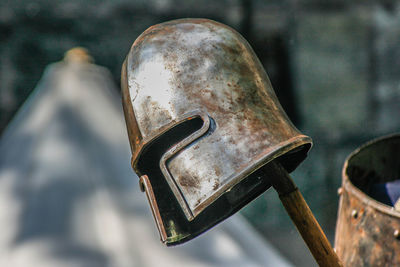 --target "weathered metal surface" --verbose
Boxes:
[122,18,312,245]
[335,134,400,266]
